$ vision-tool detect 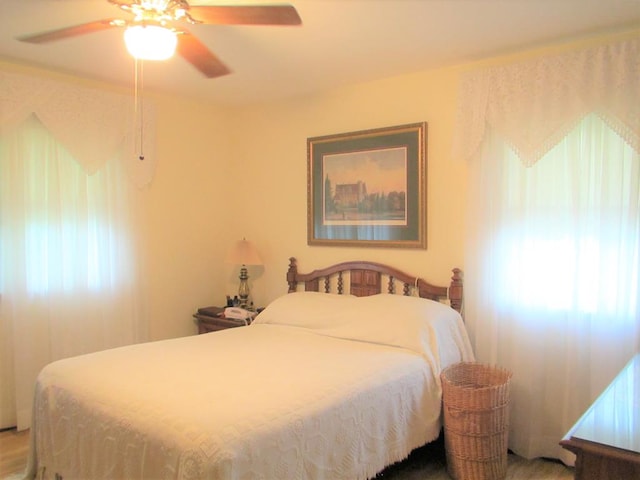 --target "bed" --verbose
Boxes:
[24,258,473,480]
